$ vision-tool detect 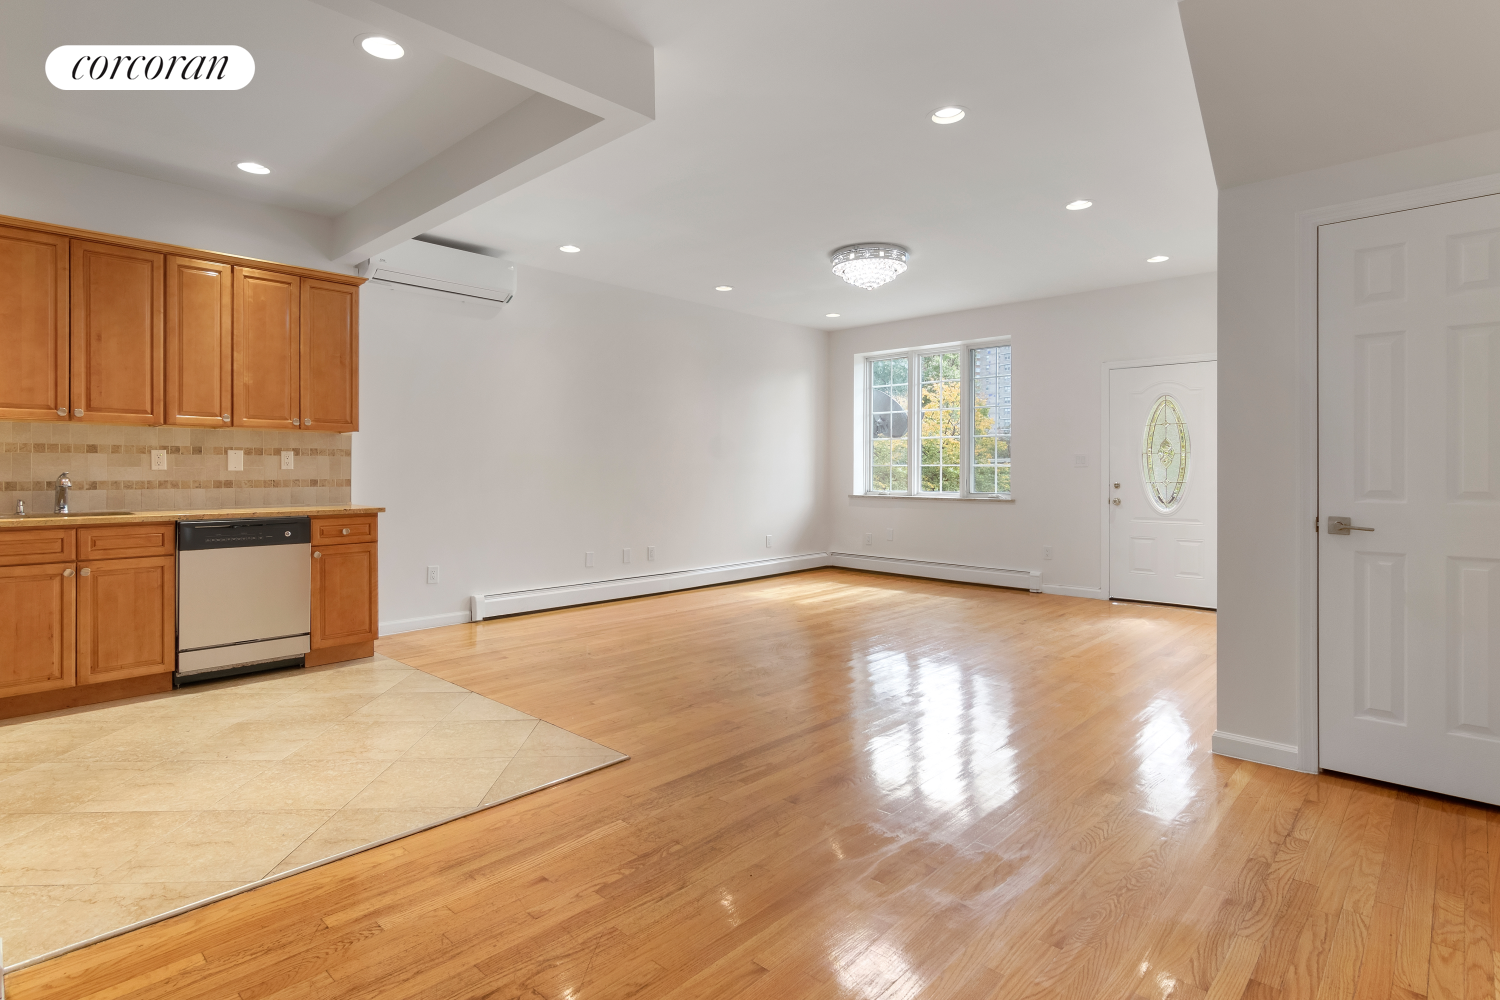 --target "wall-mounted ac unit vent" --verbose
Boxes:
[357,240,515,303]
